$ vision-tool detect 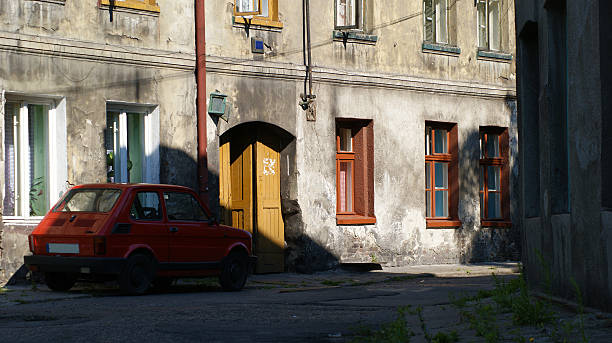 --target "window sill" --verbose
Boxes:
[333,30,378,45]
[426,219,462,228]
[422,42,461,56]
[337,215,376,225]
[477,50,513,63]
[233,16,283,30]
[481,220,512,228]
